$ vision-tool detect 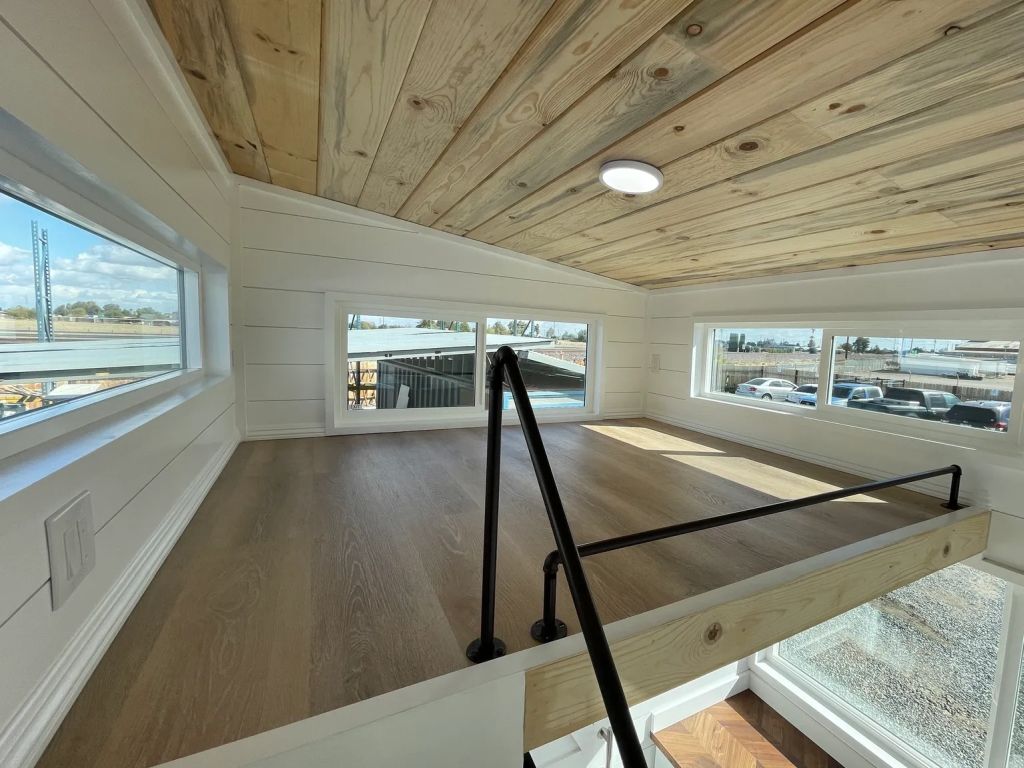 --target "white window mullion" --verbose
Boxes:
[986,584,1024,768]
